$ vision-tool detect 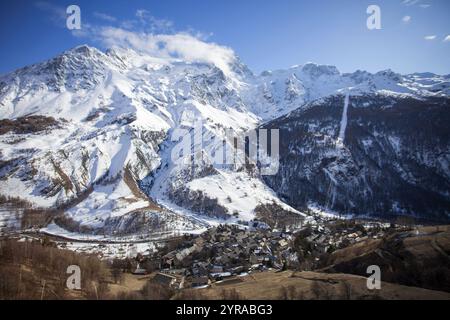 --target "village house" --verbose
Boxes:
[210,265,224,273]
[132,262,147,275]
[150,273,182,289]
[191,275,209,287]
